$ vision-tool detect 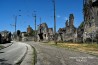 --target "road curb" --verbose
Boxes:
[0,42,13,50]
[20,44,37,65]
